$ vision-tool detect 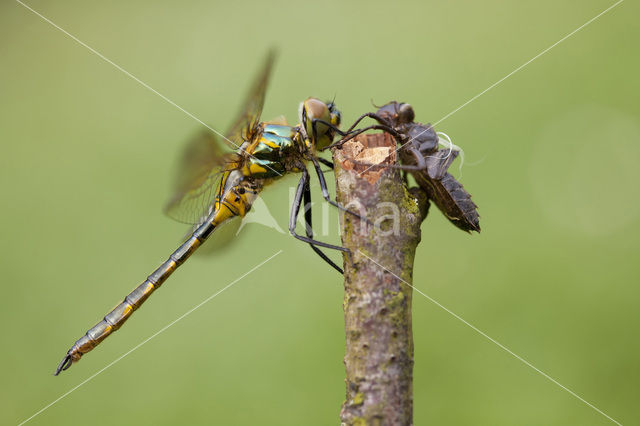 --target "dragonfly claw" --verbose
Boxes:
[54,354,73,376]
